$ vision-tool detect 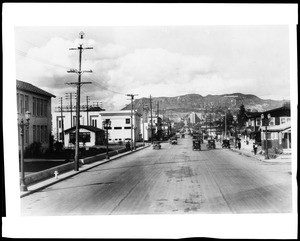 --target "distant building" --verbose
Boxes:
[52,104,105,142]
[147,115,162,141]
[16,80,56,150]
[64,125,105,148]
[189,112,201,124]
[100,110,142,144]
